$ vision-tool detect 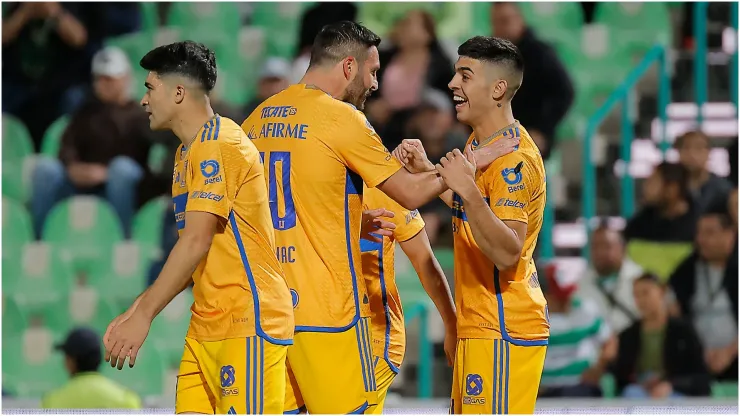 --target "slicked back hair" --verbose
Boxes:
[458,36,524,99]
[308,21,381,69]
[140,41,217,93]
